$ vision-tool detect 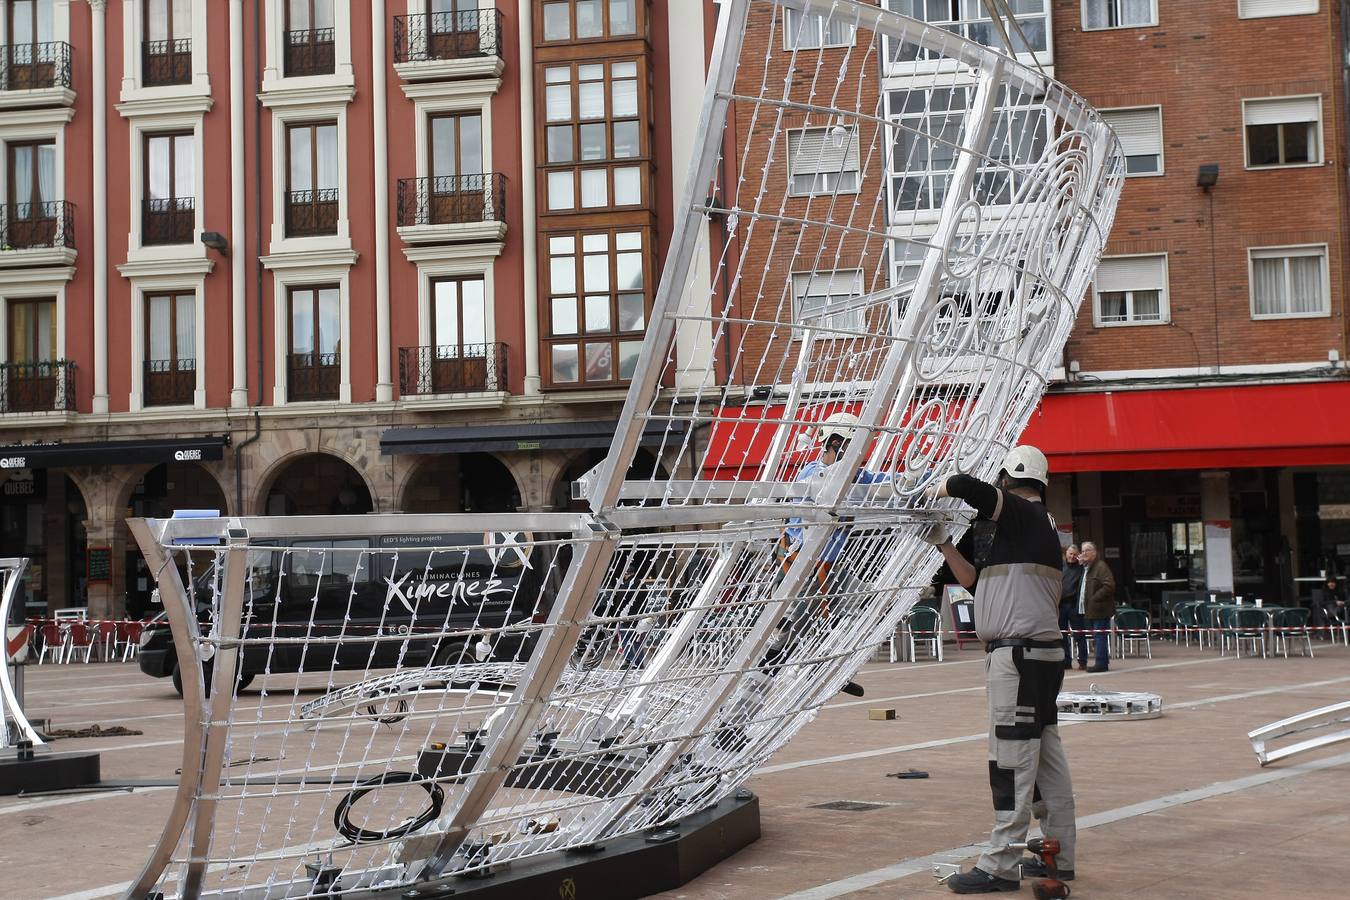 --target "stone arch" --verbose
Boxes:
[398,452,523,513]
[254,451,376,516]
[549,447,666,511]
